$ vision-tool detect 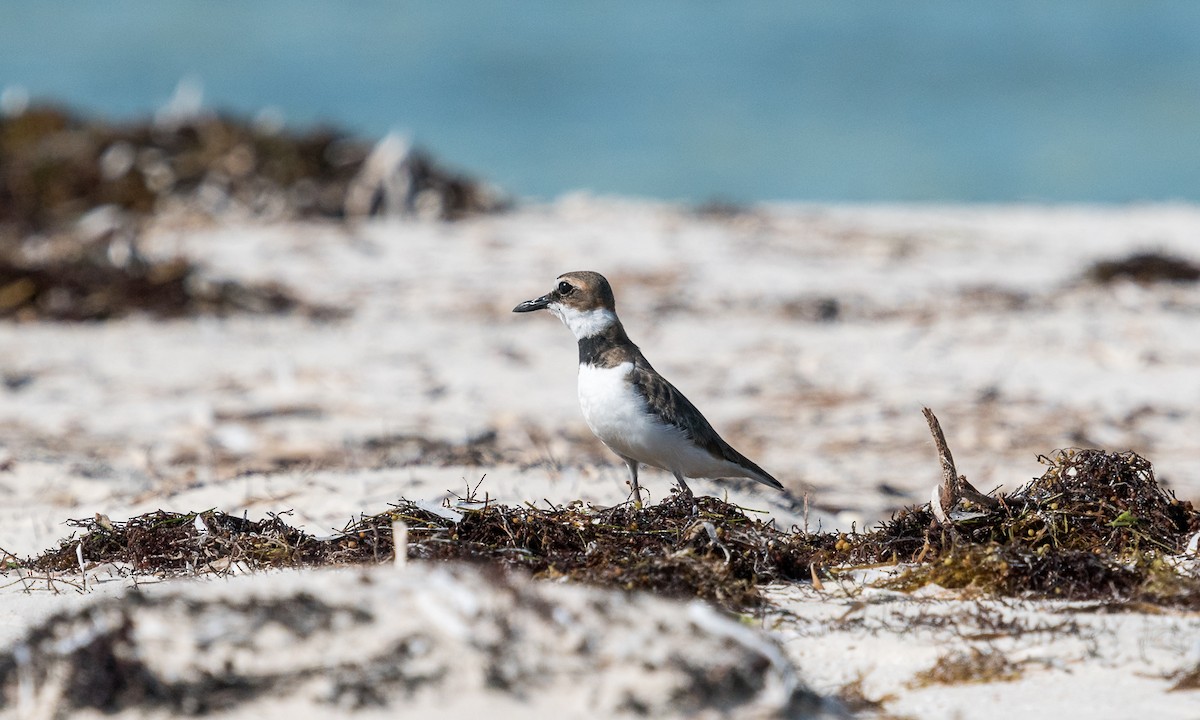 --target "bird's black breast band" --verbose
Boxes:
[577,335,610,366]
